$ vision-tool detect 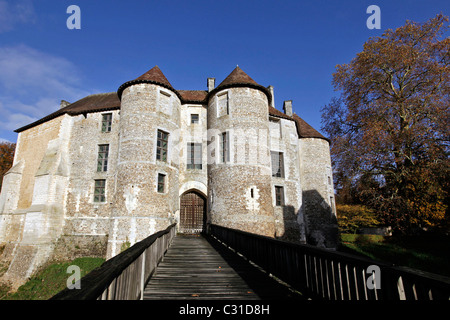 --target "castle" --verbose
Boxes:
[0,65,338,287]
